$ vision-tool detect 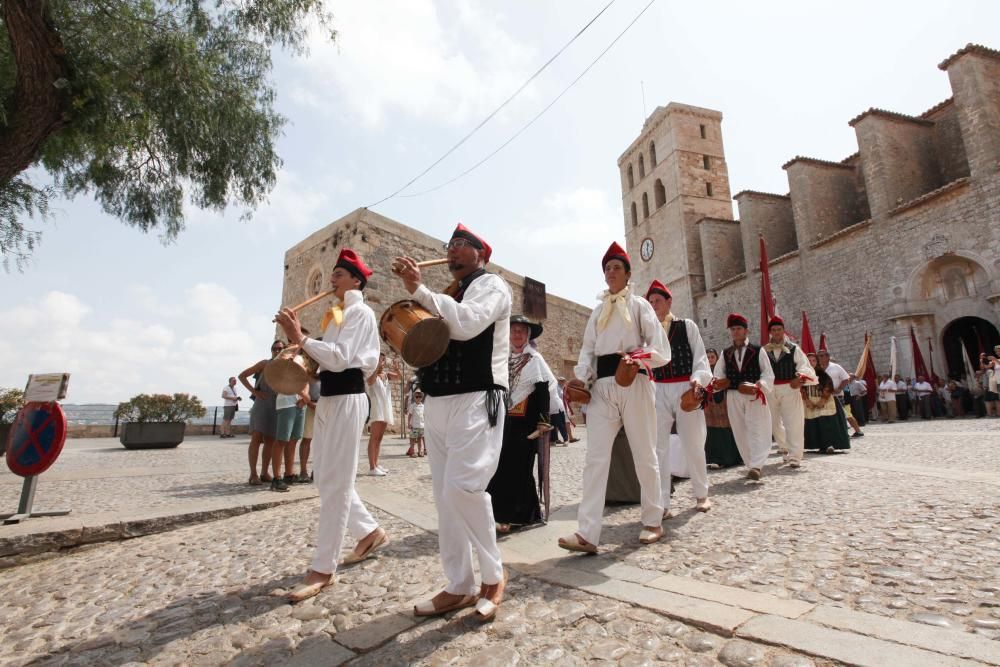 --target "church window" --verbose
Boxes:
[654,179,666,208]
[649,141,657,166]
[705,182,713,197]
[631,202,638,226]
[308,268,324,297]
[703,155,711,170]
[639,154,646,179]
[699,124,707,139]
[642,192,650,218]
[627,164,634,189]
